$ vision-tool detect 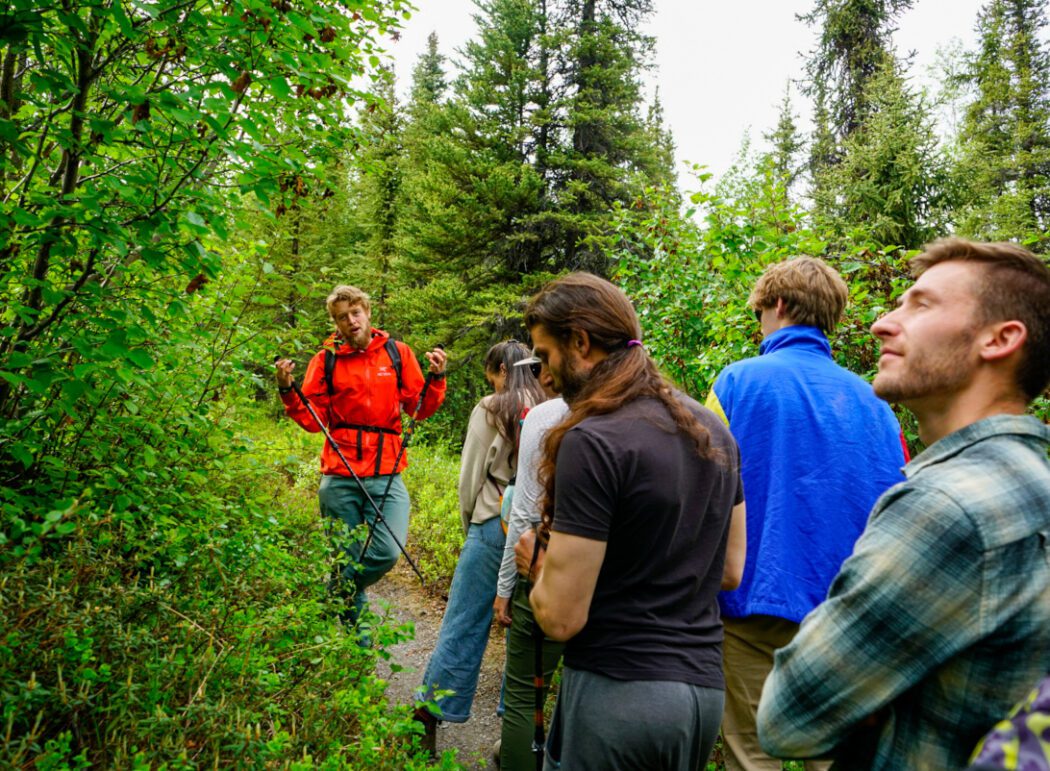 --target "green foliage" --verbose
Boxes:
[812,59,956,250]
[800,0,914,145]
[613,166,825,397]
[764,85,805,196]
[0,0,408,486]
[0,0,458,765]
[402,443,465,594]
[0,402,437,767]
[952,0,1050,251]
[612,164,925,449]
